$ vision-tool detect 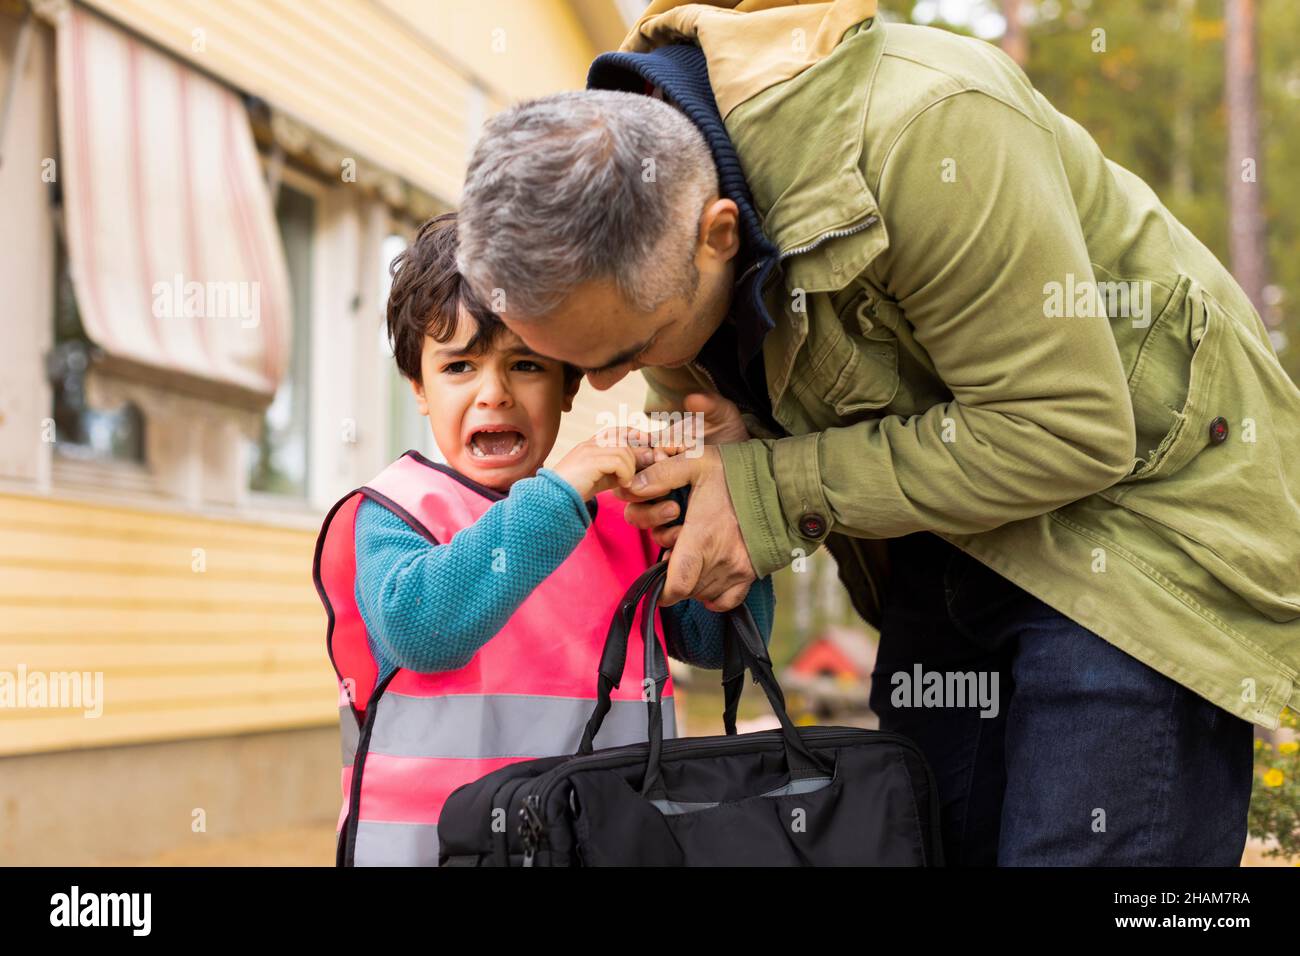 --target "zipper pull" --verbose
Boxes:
[518,794,543,867]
